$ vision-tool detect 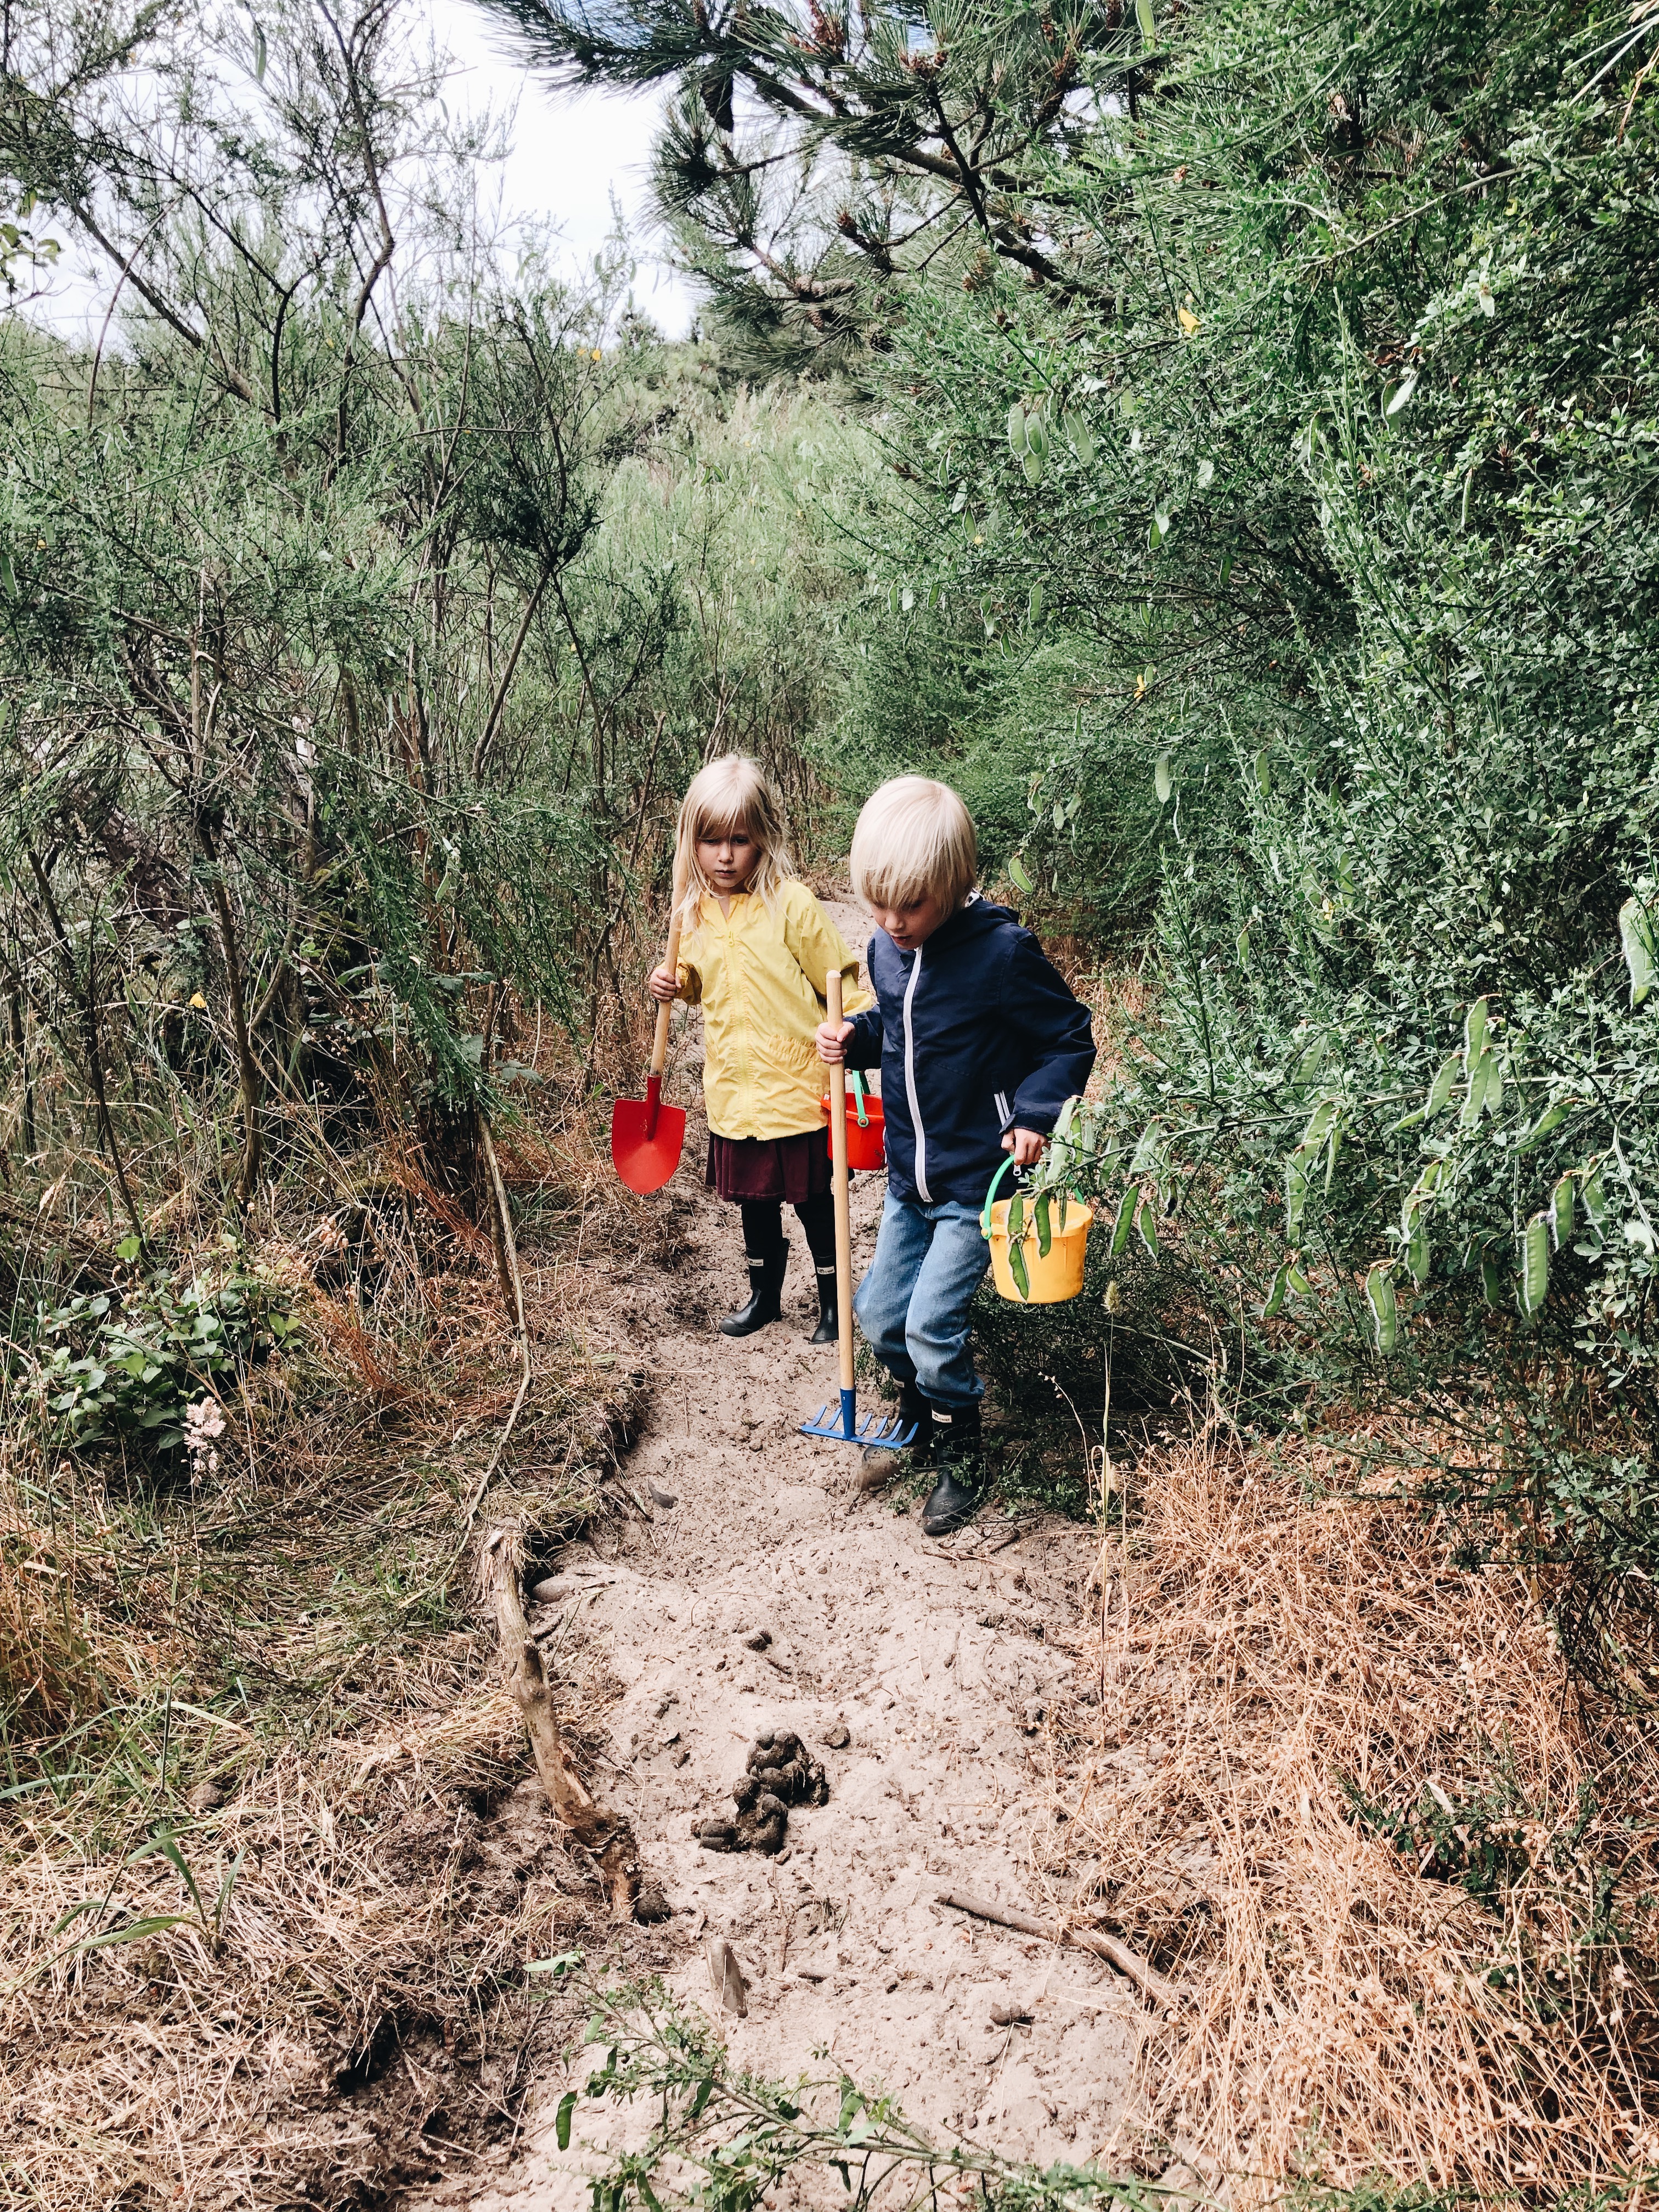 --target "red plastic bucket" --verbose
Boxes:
[822,1088,885,1170]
